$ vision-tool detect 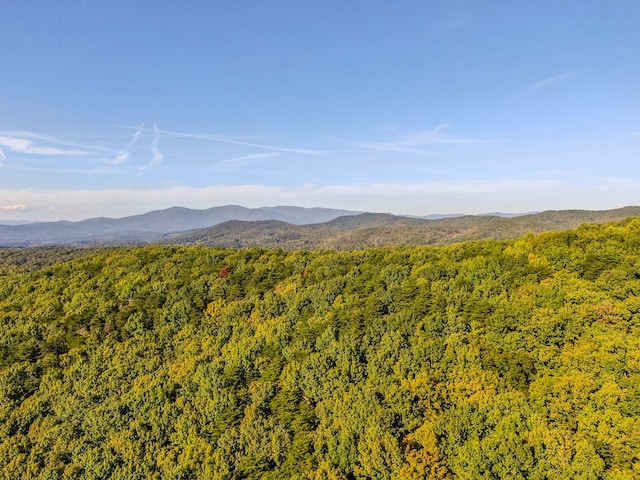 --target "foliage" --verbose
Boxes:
[2,220,640,478]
